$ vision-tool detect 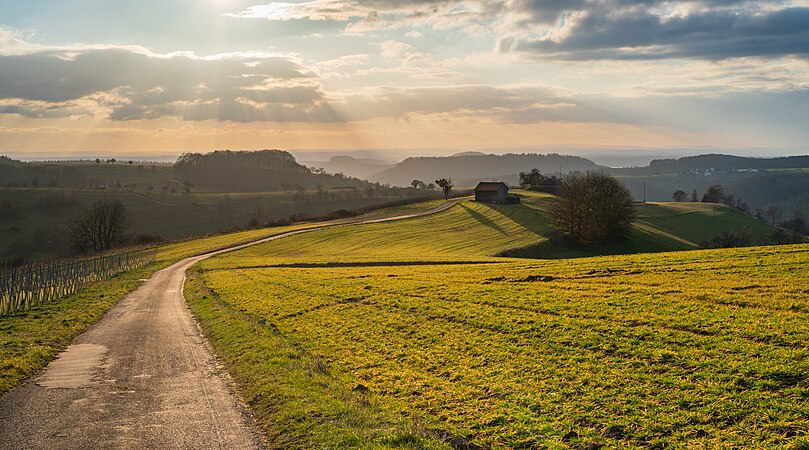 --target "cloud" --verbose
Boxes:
[227,1,498,34]
[0,41,343,123]
[228,1,809,61]
[331,84,607,123]
[506,2,809,60]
